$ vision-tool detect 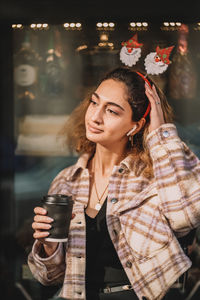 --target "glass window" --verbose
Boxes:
[12,21,200,299]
